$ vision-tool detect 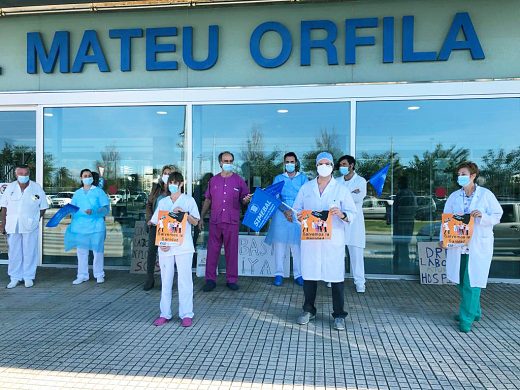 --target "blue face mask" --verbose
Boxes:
[285,163,296,173]
[222,163,233,172]
[457,175,471,187]
[339,166,349,176]
[169,184,179,194]
[17,175,29,184]
[82,177,94,186]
